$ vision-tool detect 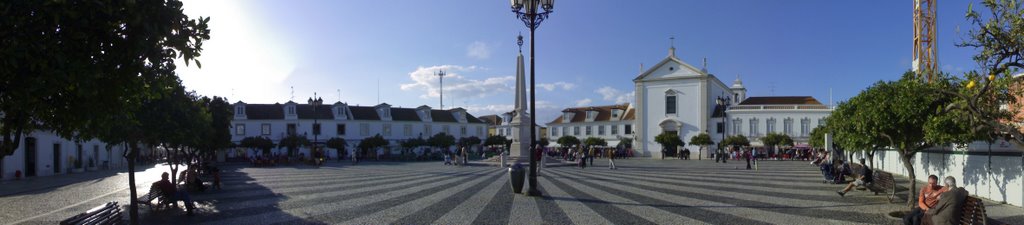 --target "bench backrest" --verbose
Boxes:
[871,171,894,187]
[59,202,121,225]
[960,196,987,225]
